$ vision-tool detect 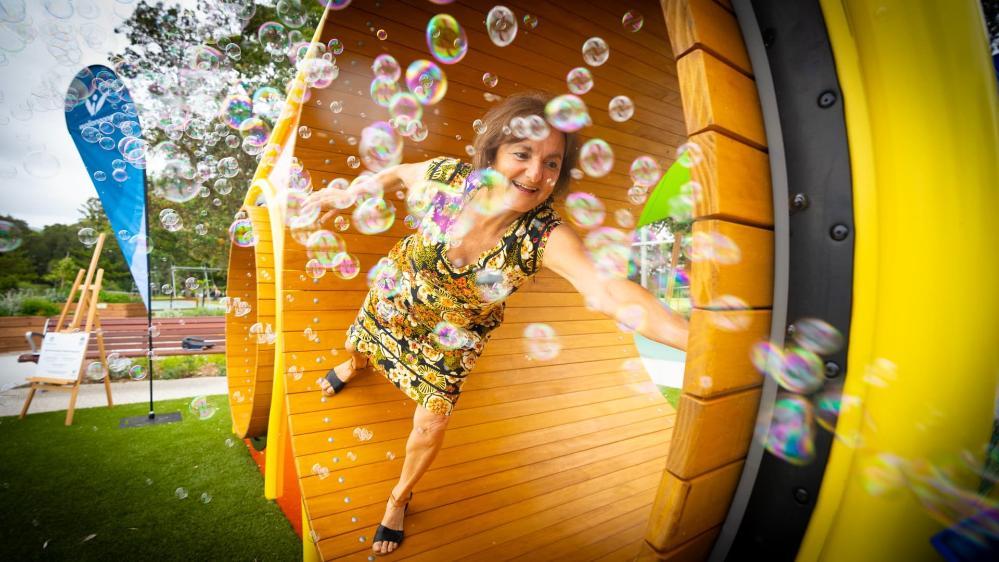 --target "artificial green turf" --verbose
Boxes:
[0,395,301,561]
[659,385,681,408]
